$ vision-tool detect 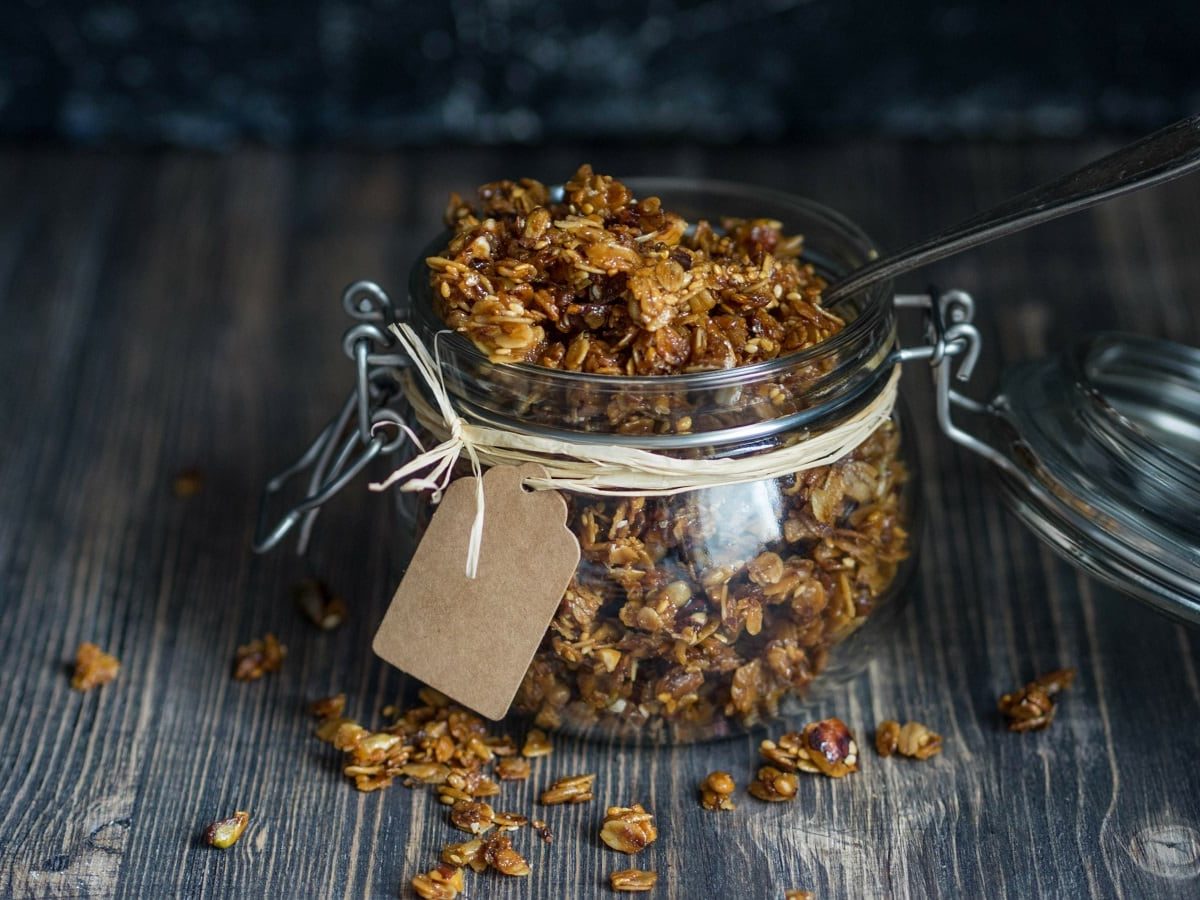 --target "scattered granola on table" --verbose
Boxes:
[232,633,286,681]
[292,578,347,630]
[875,720,942,759]
[760,718,859,778]
[428,167,913,738]
[540,773,596,805]
[611,869,659,892]
[203,811,249,849]
[600,804,658,854]
[699,771,736,811]
[70,642,120,691]
[999,668,1077,732]
[748,766,799,802]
